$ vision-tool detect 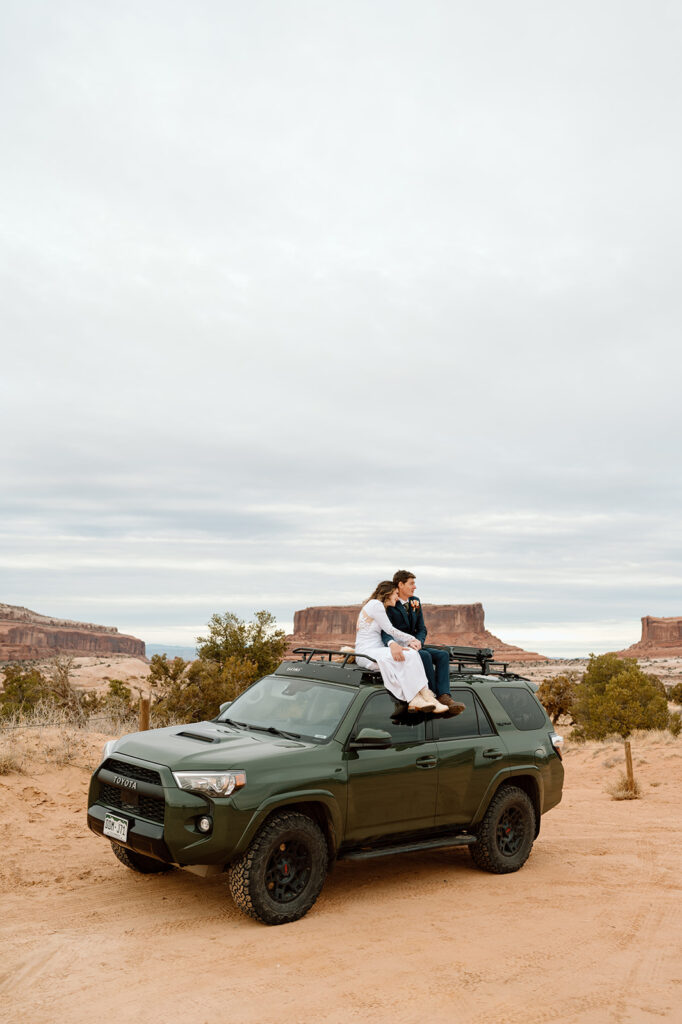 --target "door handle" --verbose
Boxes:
[482,748,503,760]
[416,756,438,769]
